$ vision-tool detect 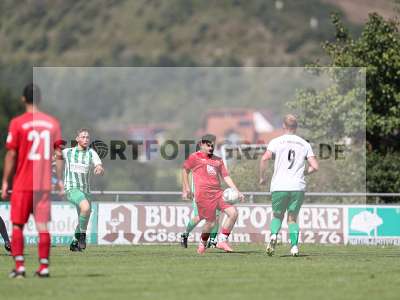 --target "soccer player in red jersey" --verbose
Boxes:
[182,134,244,254]
[1,83,63,278]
